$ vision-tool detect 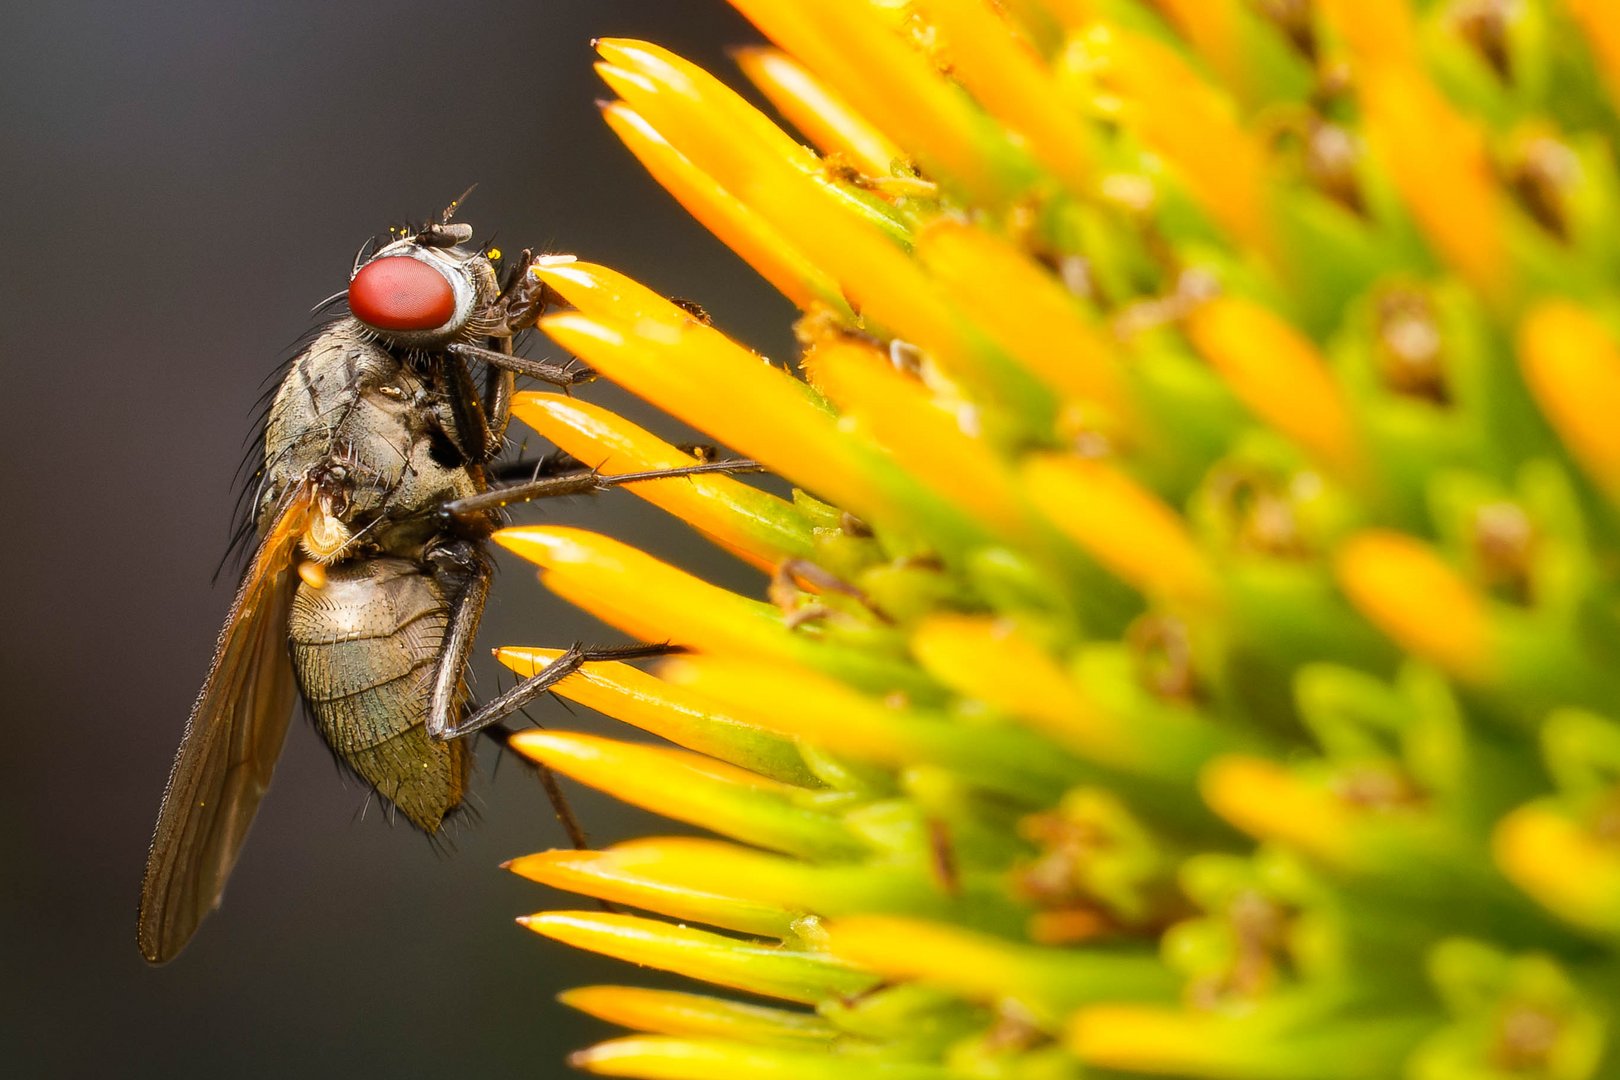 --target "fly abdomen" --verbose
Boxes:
[289,557,471,832]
